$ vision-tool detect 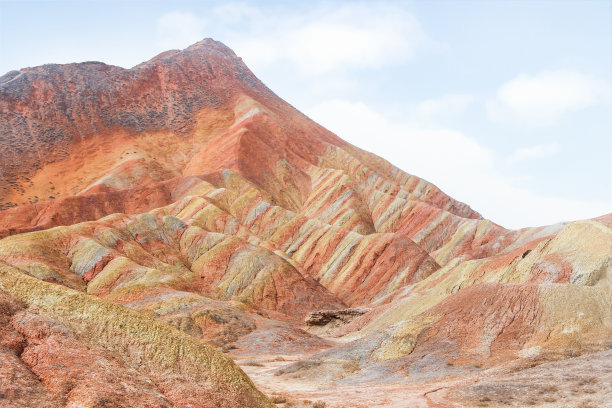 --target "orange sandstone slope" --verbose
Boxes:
[0,263,275,408]
[0,38,611,406]
[0,39,476,227]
